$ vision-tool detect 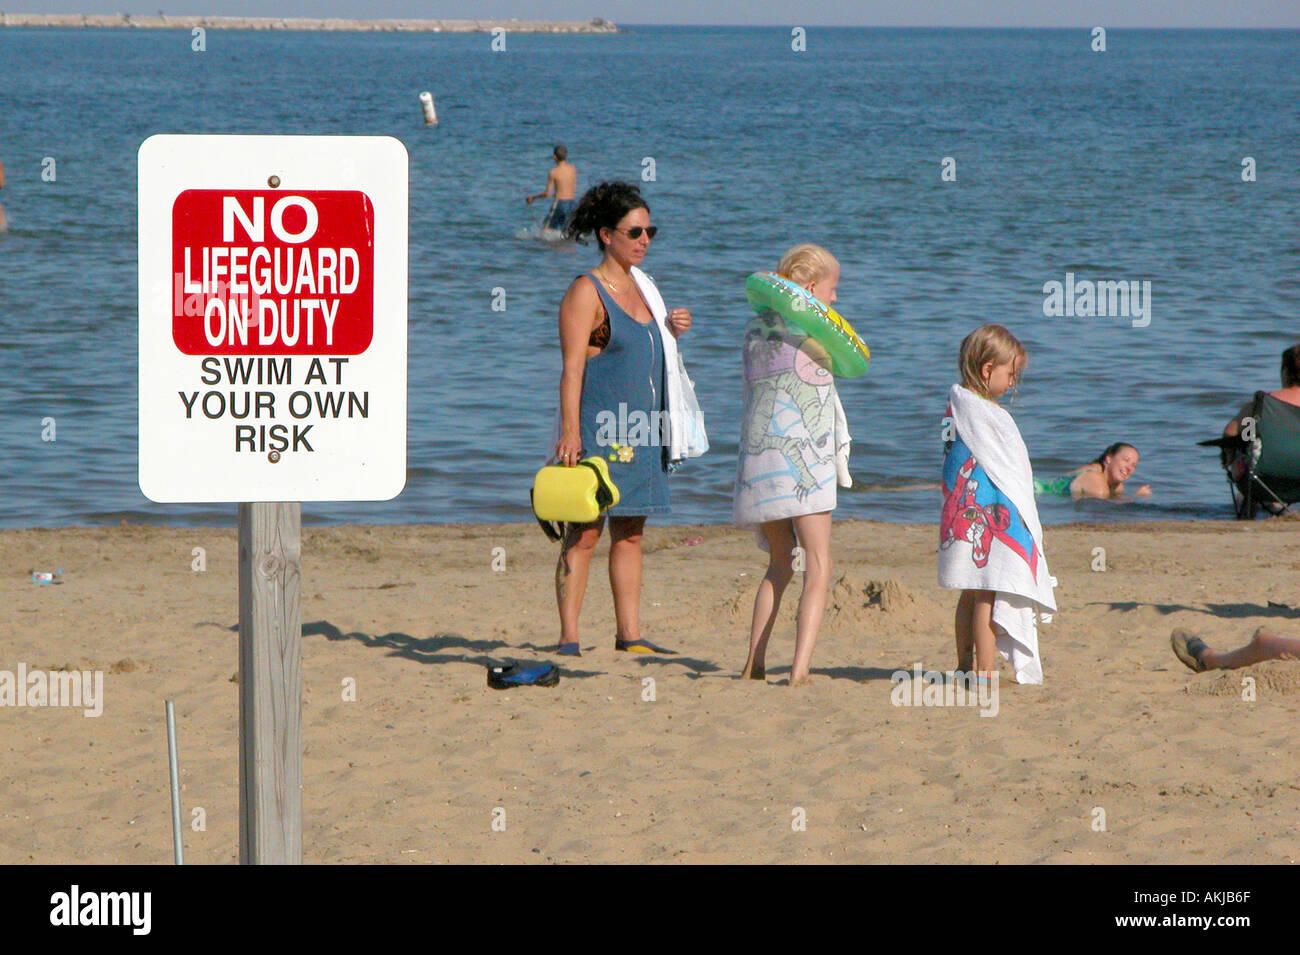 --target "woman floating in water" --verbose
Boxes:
[1034,442,1151,500]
